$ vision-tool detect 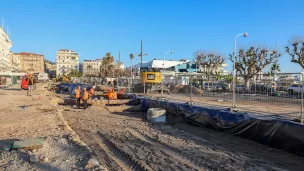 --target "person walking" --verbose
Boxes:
[75,85,81,109]
[27,74,34,96]
[82,87,89,109]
